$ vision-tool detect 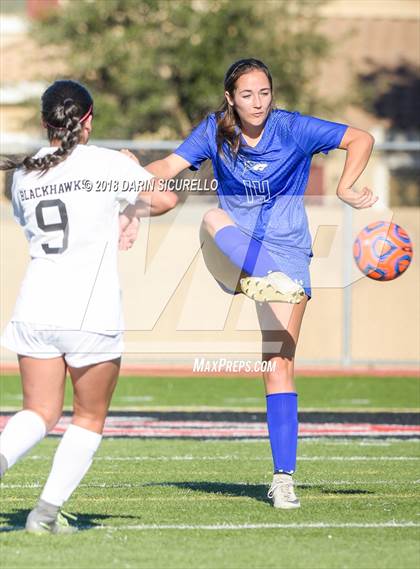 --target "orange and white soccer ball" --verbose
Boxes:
[353,221,413,281]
